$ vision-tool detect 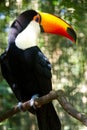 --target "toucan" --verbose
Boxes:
[0,10,76,130]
